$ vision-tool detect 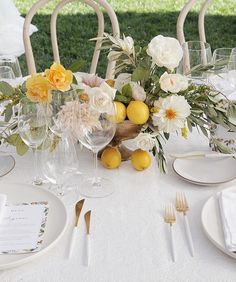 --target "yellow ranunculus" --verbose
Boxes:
[26,75,52,103]
[45,63,73,91]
